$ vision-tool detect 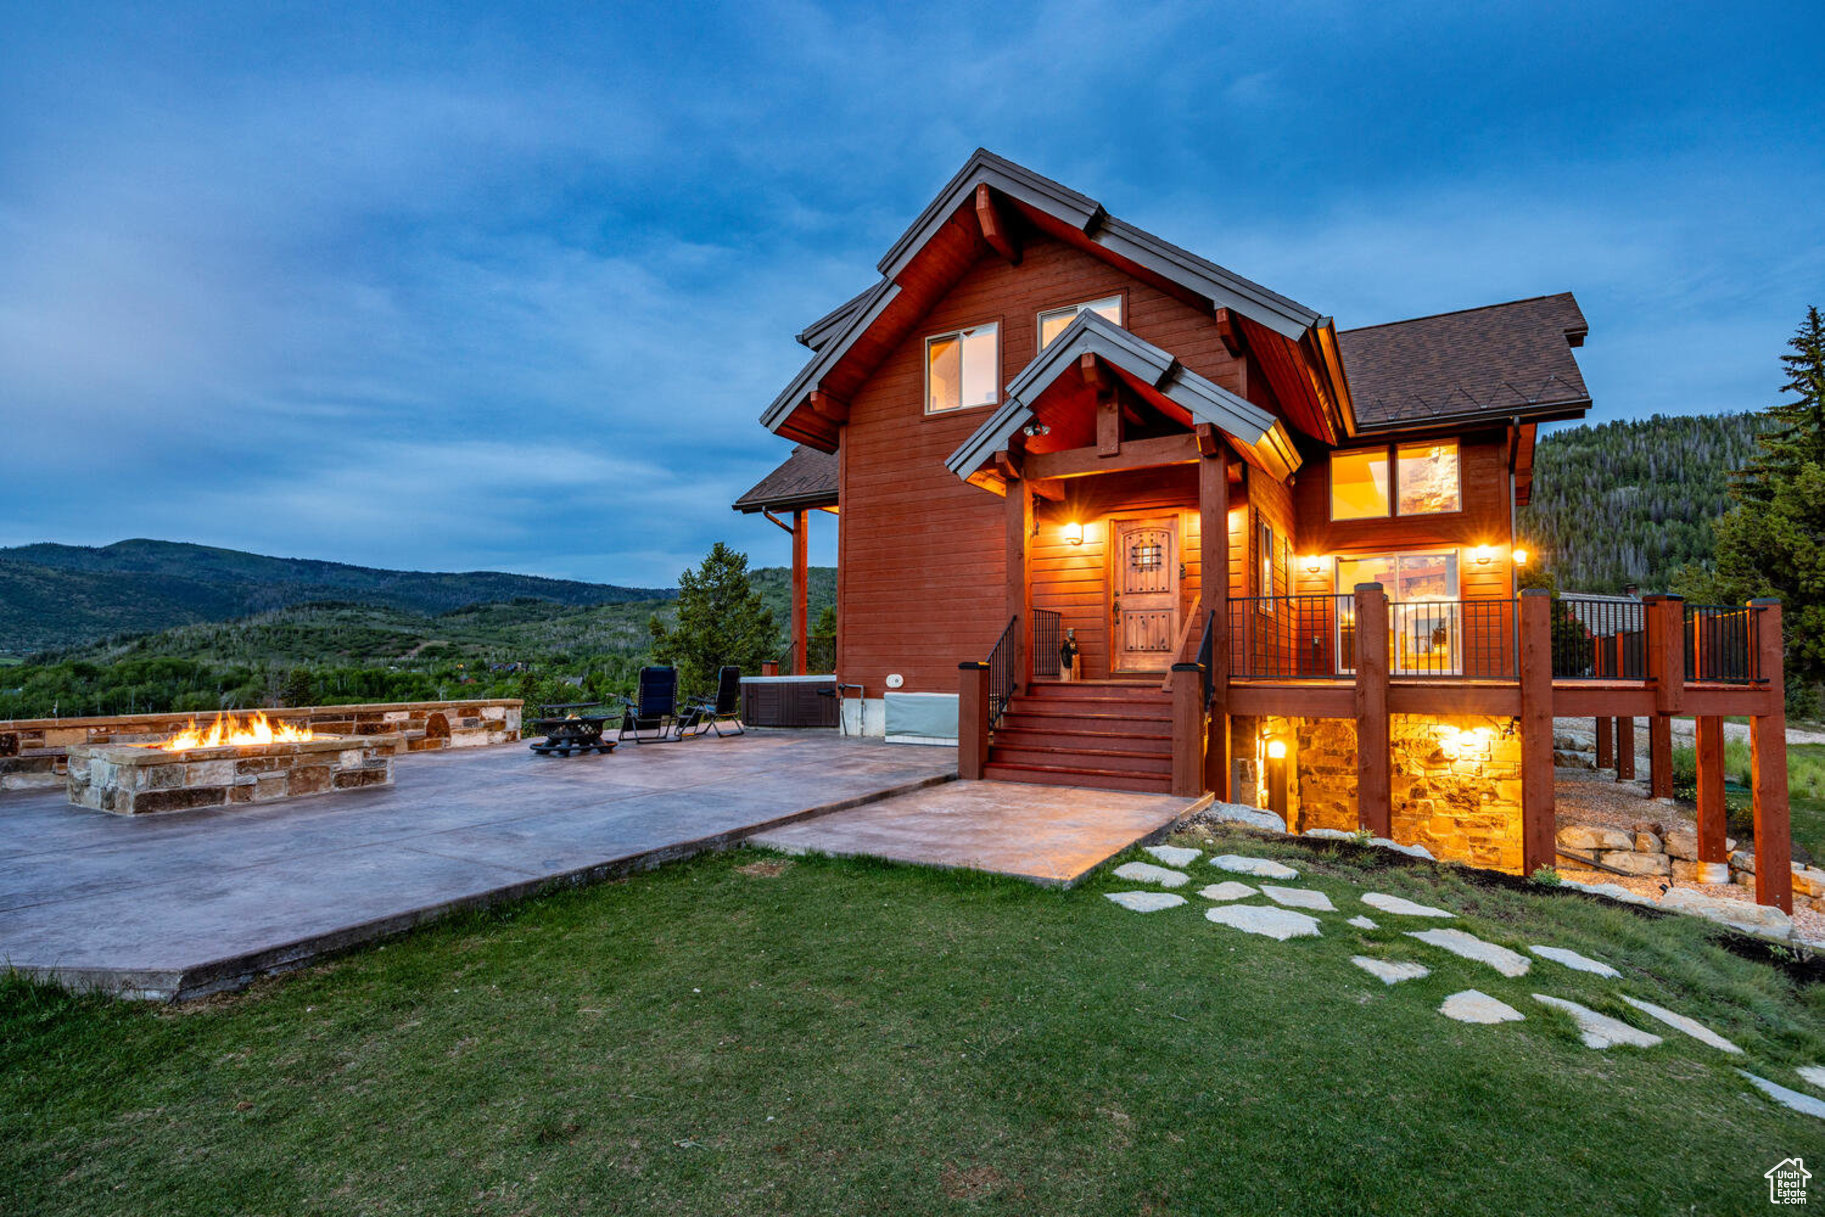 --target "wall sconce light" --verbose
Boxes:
[1265,738,1288,760]
[1512,548,1529,567]
[1473,545,1494,565]
[1021,422,1051,437]
[1302,555,1322,575]
[1063,522,1083,546]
